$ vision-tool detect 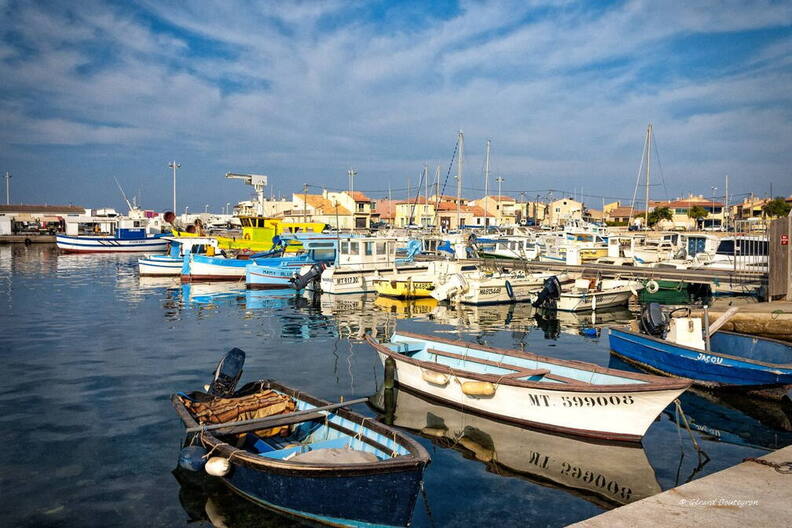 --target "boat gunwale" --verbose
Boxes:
[172,380,430,477]
[369,331,691,392]
[609,326,792,369]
